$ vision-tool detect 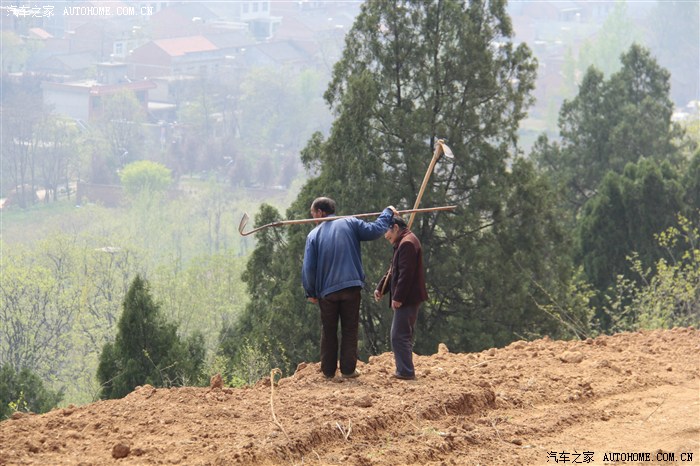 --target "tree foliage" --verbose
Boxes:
[0,242,80,380]
[577,158,686,296]
[97,275,205,399]
[226,0,580,374]
[532,44,686,212]
[605,216,700,332]
[220,204,311,374]
[531,44,698,331]
[0,74,45,207]
[119,160,172,196]
[577,2,640,79]
[0,364,63,420]
[90,90,148,183]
